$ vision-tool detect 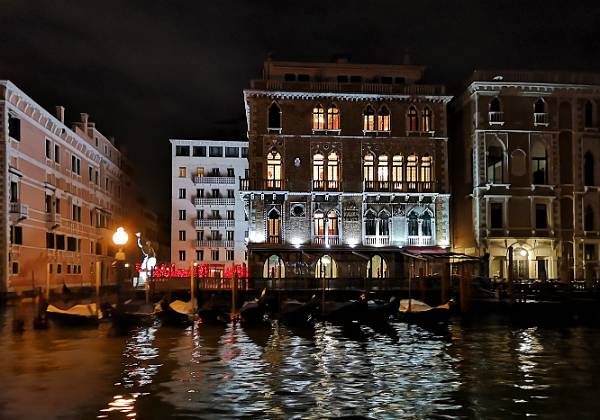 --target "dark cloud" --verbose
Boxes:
[2,0,600,221]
